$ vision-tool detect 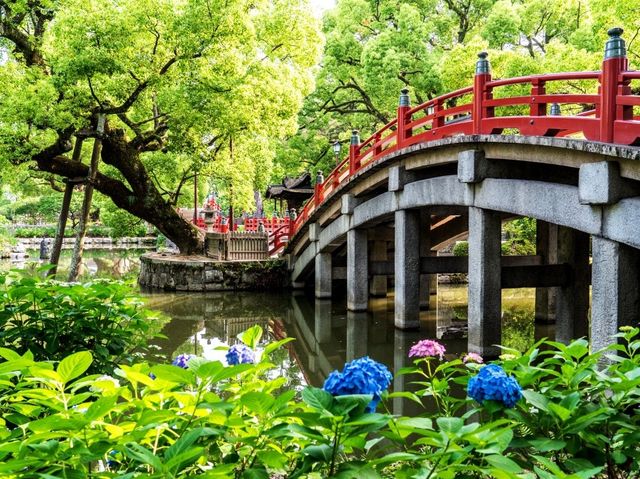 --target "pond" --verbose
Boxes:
[4,250,551,411]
